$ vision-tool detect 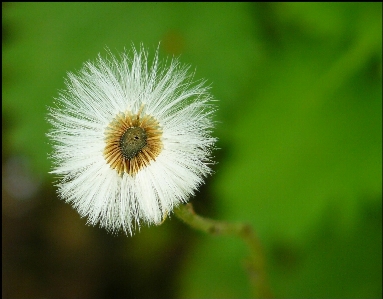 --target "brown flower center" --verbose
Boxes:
[103,107,162,176]
[120,127,147,160]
